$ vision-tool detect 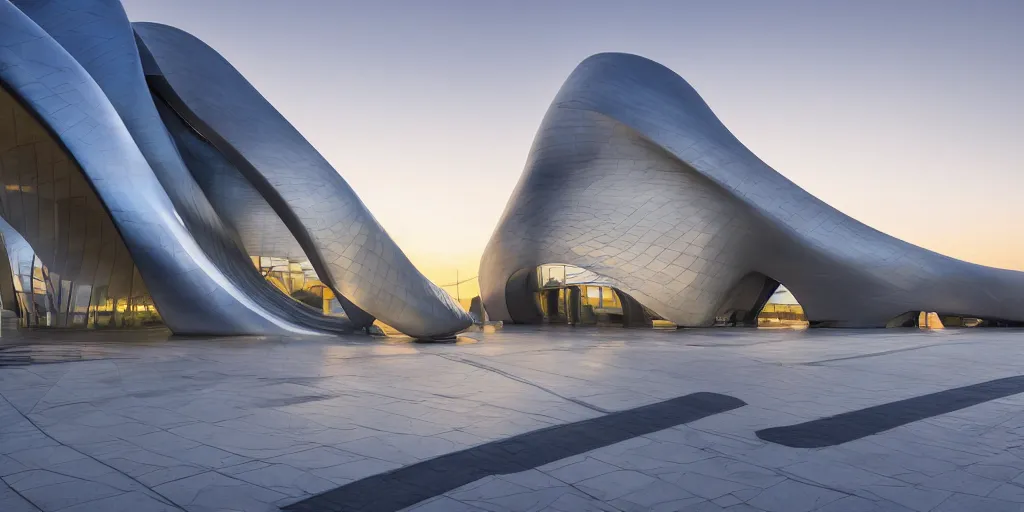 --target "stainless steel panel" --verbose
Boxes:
[481,53,1024,327]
